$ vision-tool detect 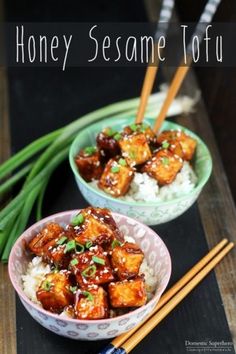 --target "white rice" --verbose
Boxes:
[123,235,158,299]
[90,161,197,202]
[22,256,51,304]
[140,259,158,299]
[22,237,158,305]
